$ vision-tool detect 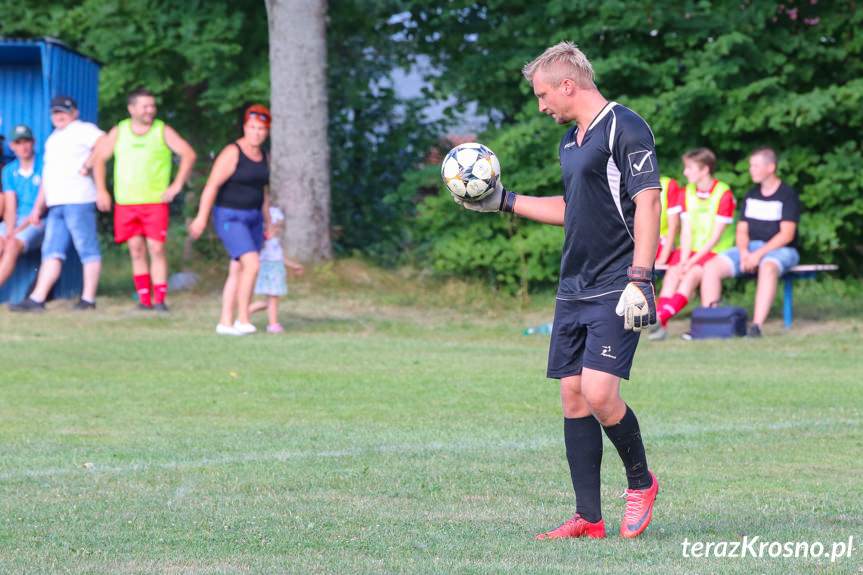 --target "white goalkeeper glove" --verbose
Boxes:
[615,266,657,331]
[450,179,517,213]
